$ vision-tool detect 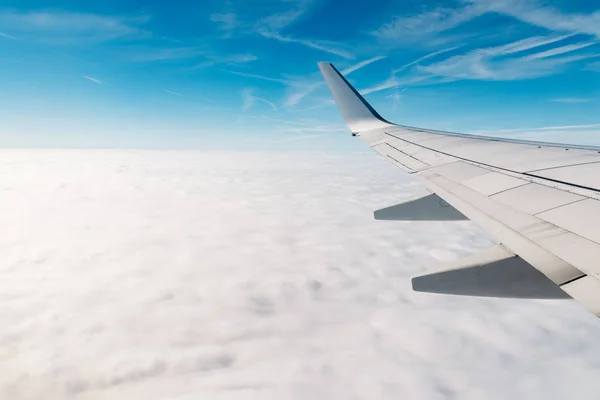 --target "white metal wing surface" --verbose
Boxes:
[319,62,600,318]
